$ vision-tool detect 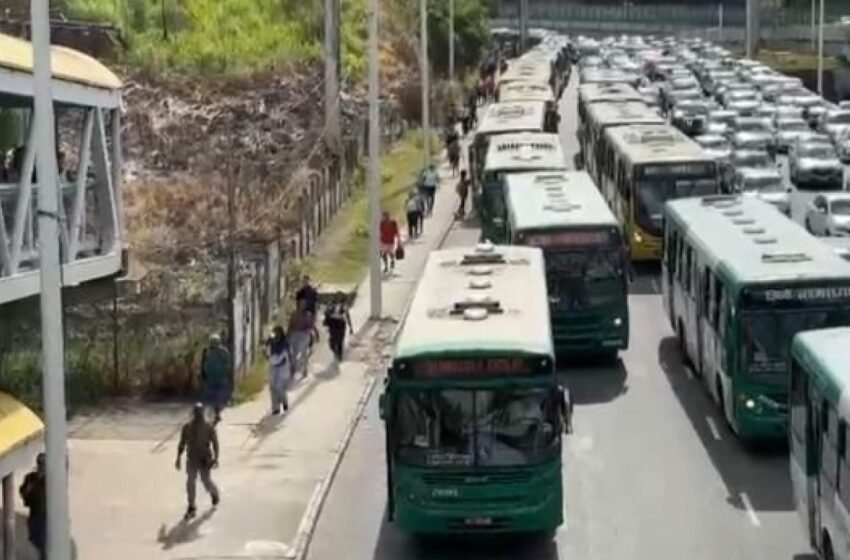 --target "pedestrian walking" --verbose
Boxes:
[288,300,320,378]
[176,403,220,520]
[456,170,471,219]
[20,453,46,560]
[380,211,401,274]
[405,190,423,239]
[265,326,293,414]
[295,275,319,315]
[324,292,354,361]
[419,164,440,216]
[200,333,232,424]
